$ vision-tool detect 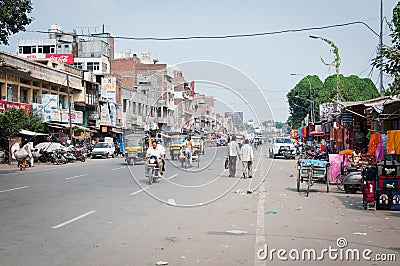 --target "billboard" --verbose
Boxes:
[45,54,74,64]
[101,77,116,103]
